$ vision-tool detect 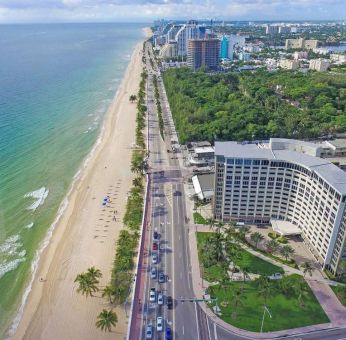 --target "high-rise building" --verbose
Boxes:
[220,35,229,59]
[214,138,346,274]
[309,59,330,72]
[265,24,279,35]
[278,26,291,34]
[159,41,178,59]
[187,38,220,71]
